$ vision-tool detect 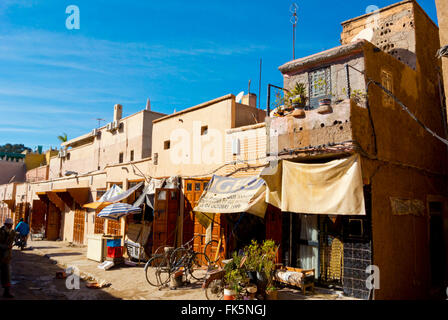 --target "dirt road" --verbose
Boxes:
[1,240,350,300]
